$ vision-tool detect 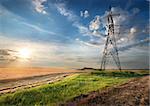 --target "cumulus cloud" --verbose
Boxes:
[74,22,105,41]
[55,3,92,37]
[88,15,105,39]
[55,3,148,53]
[109,7,144,44]
[130,27,137,34]
[89,16,101,31]
[88,15,106,39]
[126,26,148,42]
[111,7,130,25]
[128,27,137,40]
[87,6,149,53]
[55,2,105,43]
[80,10,90,18]
[100,7,143,45]
[32,0,47,14]
[99,6,130,40]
